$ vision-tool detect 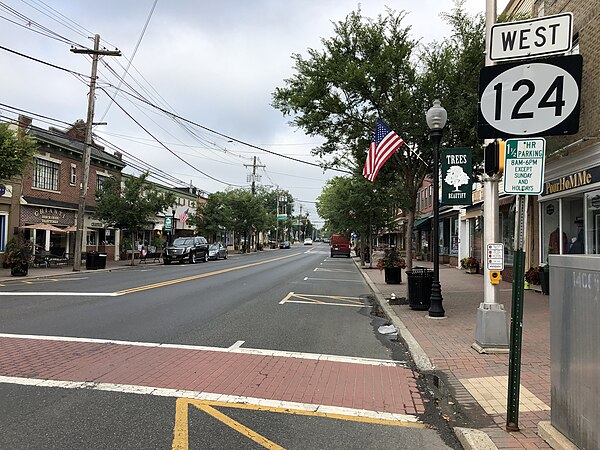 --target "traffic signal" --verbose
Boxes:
[484,140,505,176]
